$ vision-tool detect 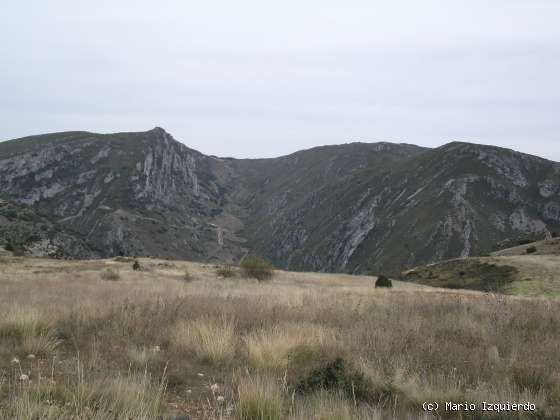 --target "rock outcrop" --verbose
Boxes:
[1,129,559,272]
